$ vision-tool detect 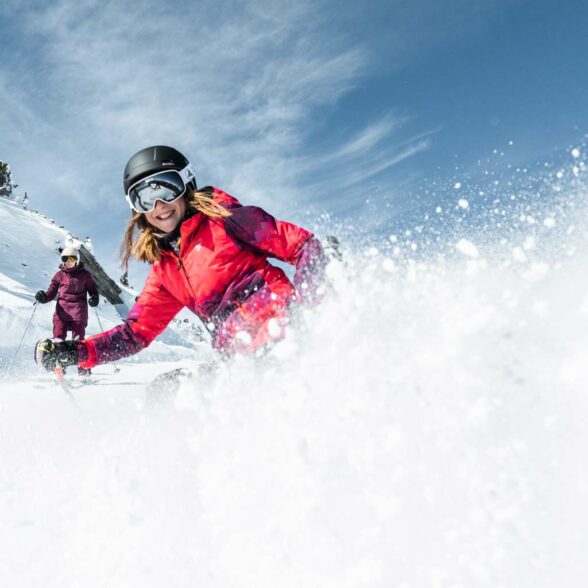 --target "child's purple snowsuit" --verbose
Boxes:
[45,263,98,340]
